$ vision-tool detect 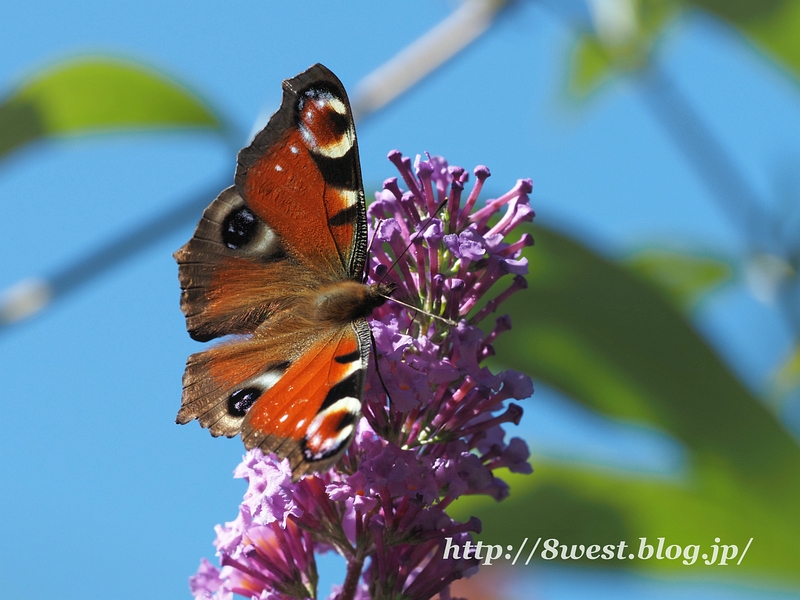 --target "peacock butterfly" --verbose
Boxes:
[174,64,393,478]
